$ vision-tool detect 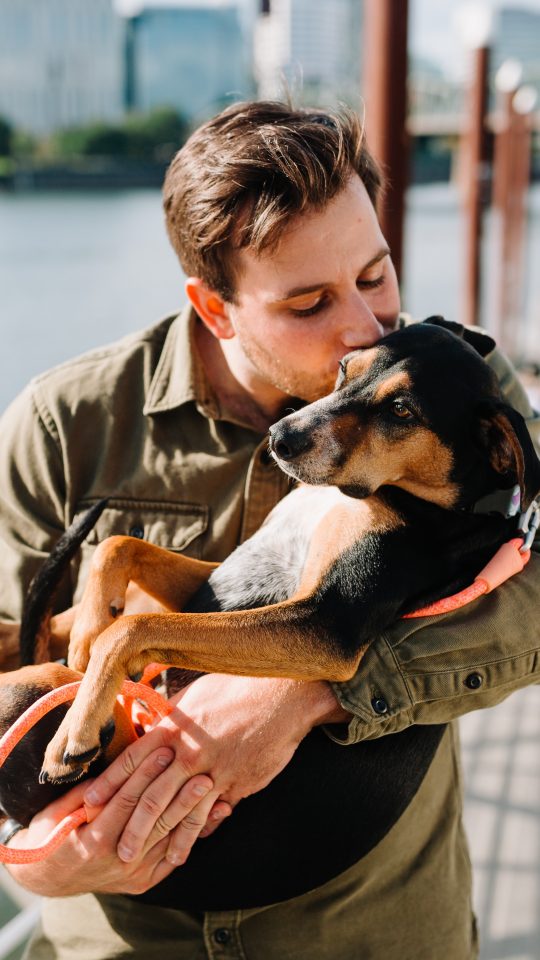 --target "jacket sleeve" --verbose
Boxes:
[0,382,71,624]
[328,344,540,744]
